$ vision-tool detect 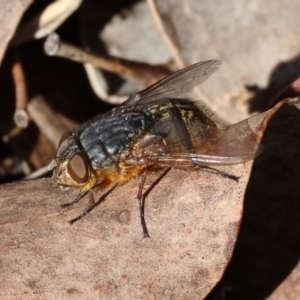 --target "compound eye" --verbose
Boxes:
[67,153,89,184]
